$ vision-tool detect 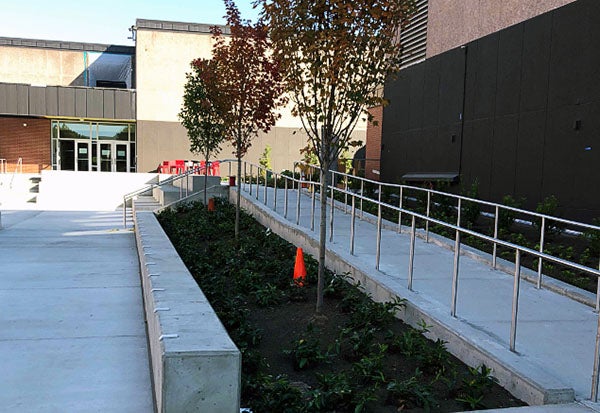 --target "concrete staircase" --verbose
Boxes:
[0,174,42,209]
[1,171,229,212]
